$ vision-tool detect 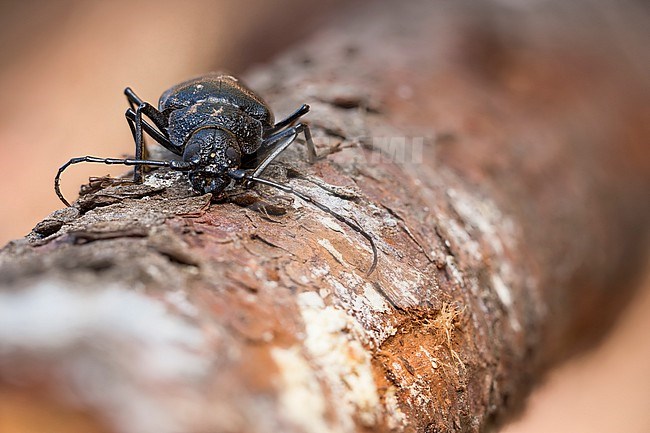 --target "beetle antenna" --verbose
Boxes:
[232,171,378,275]
[55,156,193,207]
